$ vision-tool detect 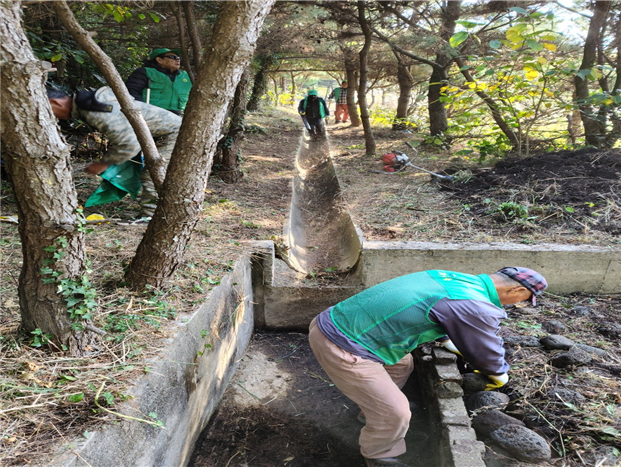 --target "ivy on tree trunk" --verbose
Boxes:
[0,0,96,355]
